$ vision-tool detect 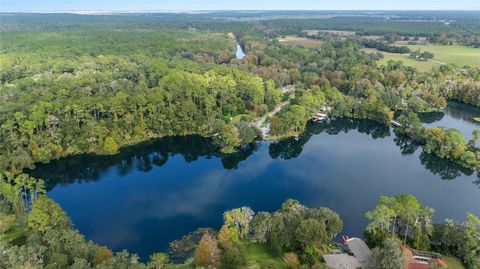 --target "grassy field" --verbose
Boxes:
[442,256,466,269]
[303,29,356,36]
[279,35,323,48]
[362,48,440,72]
[406,44,480,67]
